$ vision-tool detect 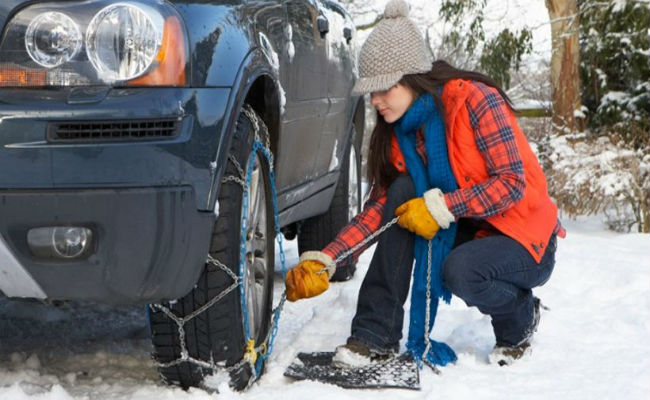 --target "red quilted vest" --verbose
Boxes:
[390,79,557,262]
